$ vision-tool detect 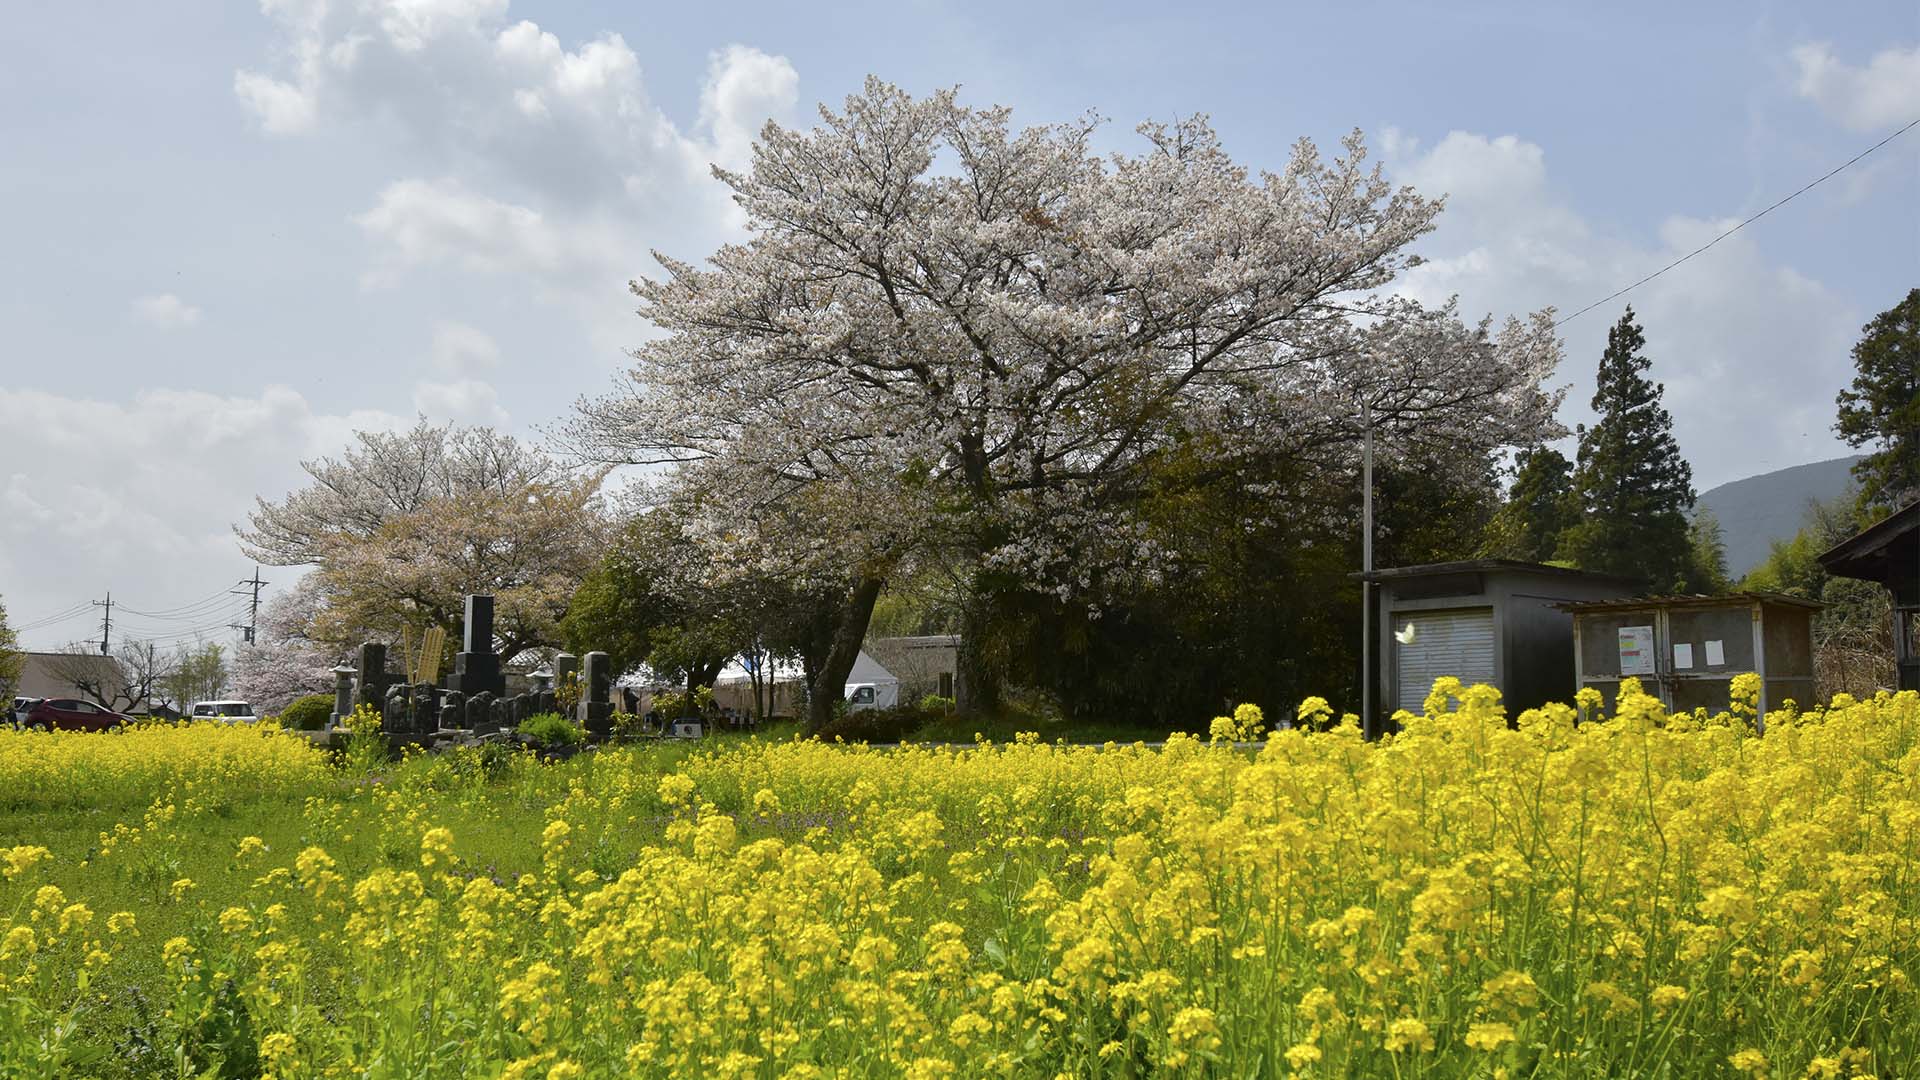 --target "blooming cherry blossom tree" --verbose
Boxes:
[572,79,1564,714]
[229,574,342,714]
[240,420,608,663]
